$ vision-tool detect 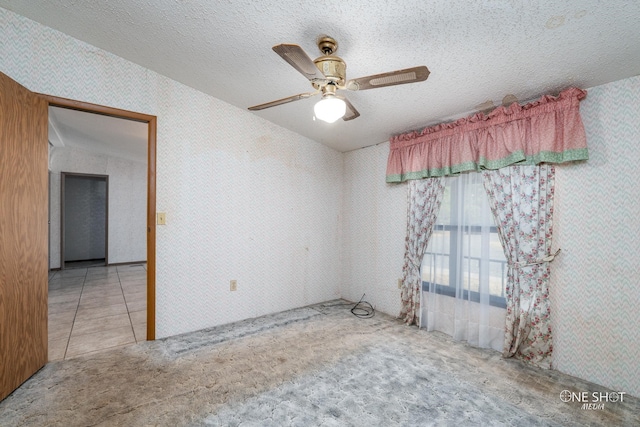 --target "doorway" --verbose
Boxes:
[61,173,108,269]
[42,95,157,346]
[47,105,151,359]
[0,73,157,400]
